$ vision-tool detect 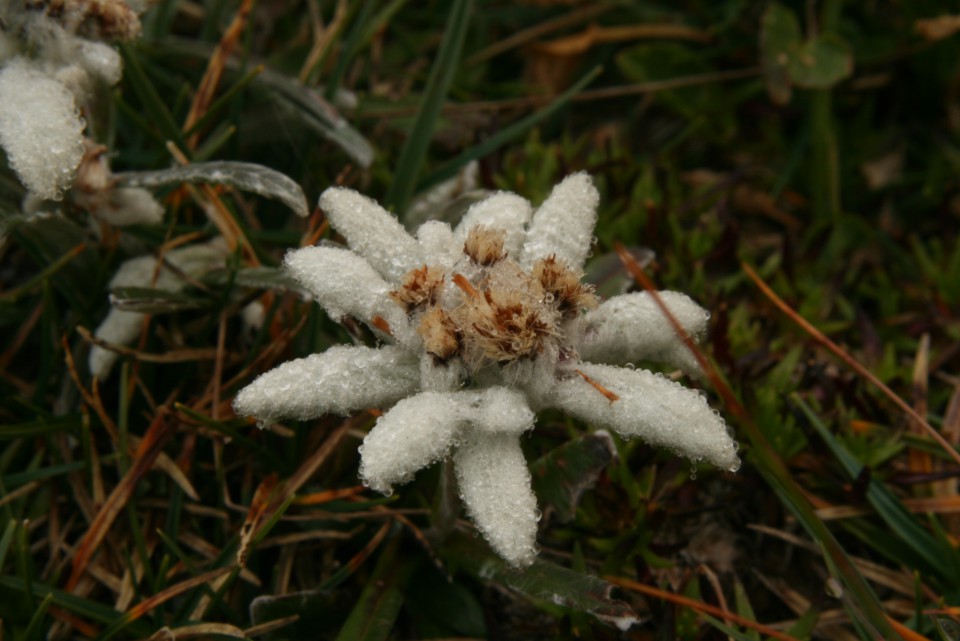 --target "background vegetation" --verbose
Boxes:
[2,0,960,639]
